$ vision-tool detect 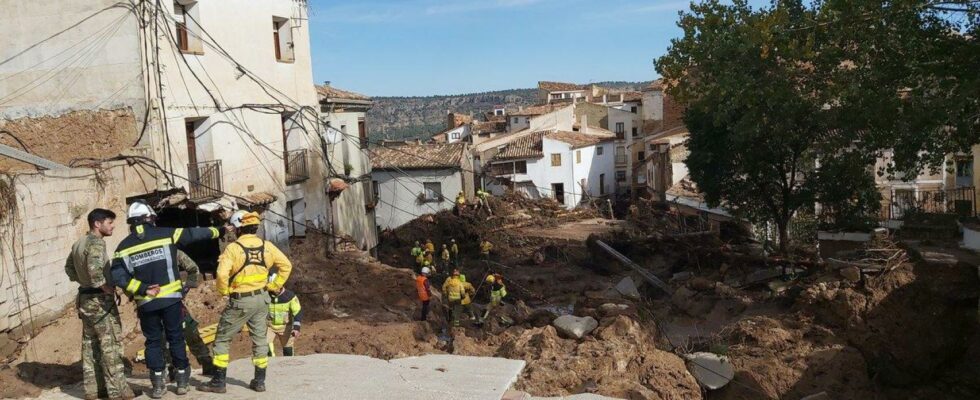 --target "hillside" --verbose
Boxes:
[366,81,652,141]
